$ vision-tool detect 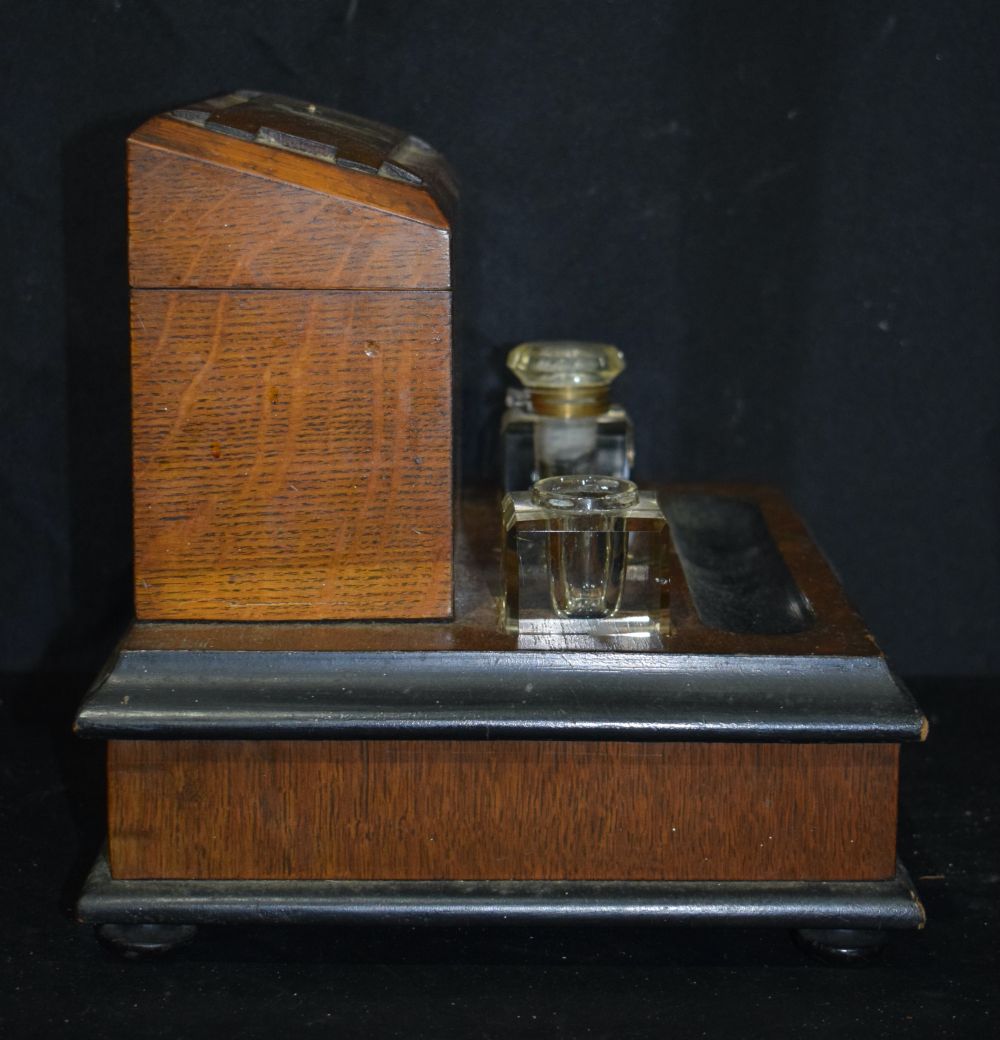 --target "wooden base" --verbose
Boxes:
[78,486,926,953]
[78,851,925,931]
[107,739,898,882]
